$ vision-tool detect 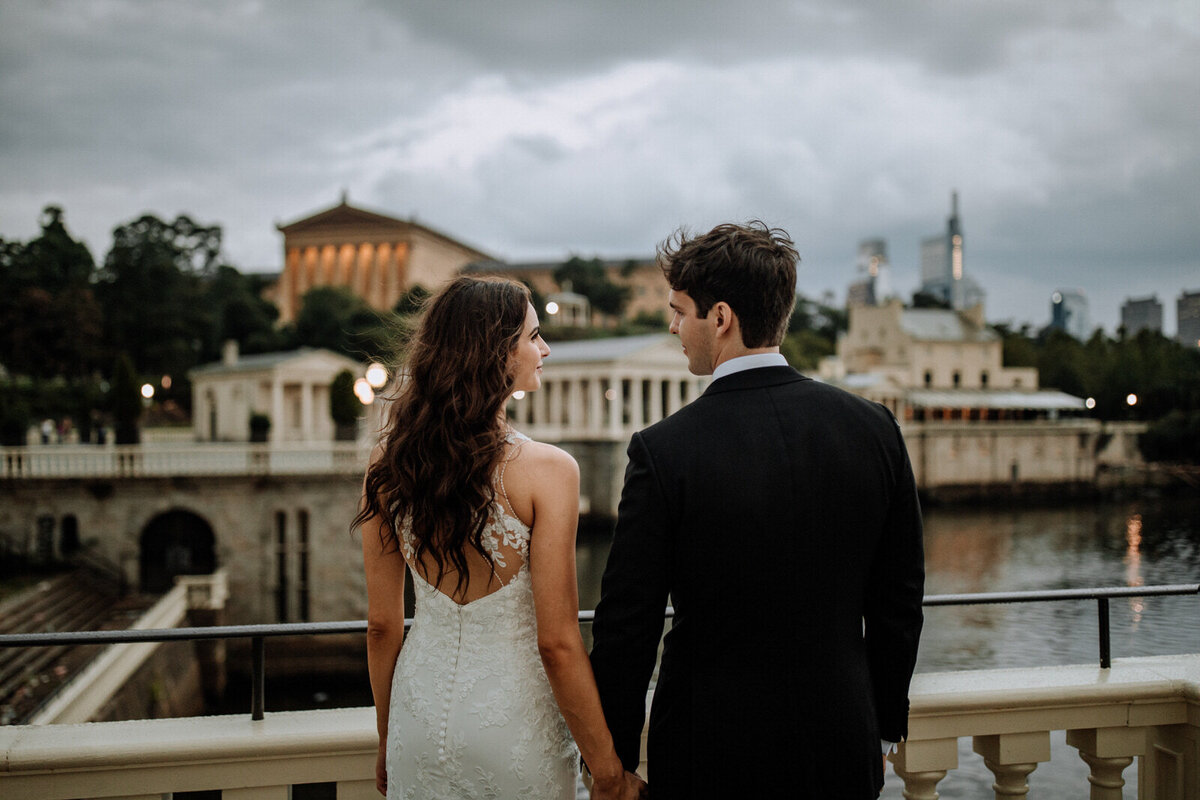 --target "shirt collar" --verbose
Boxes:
[711,352,788,381]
